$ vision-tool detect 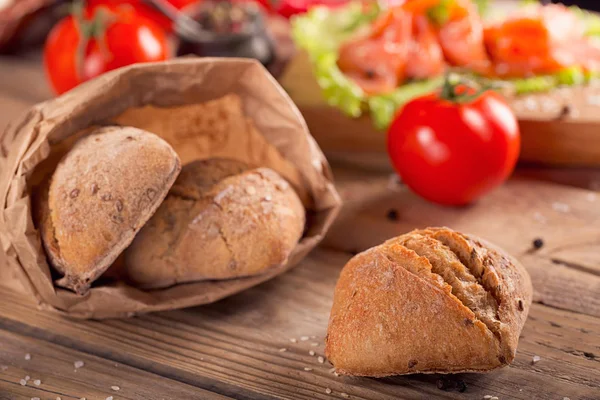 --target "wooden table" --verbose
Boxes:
[1,54,599,400]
